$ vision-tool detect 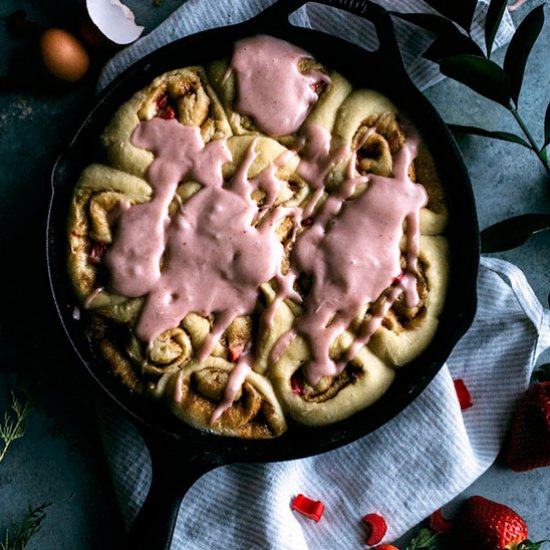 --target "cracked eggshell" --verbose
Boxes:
[86,0,144,45]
